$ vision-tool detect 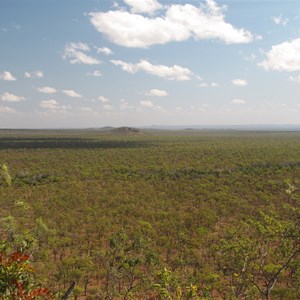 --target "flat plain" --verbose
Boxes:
[1,129,300,299]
